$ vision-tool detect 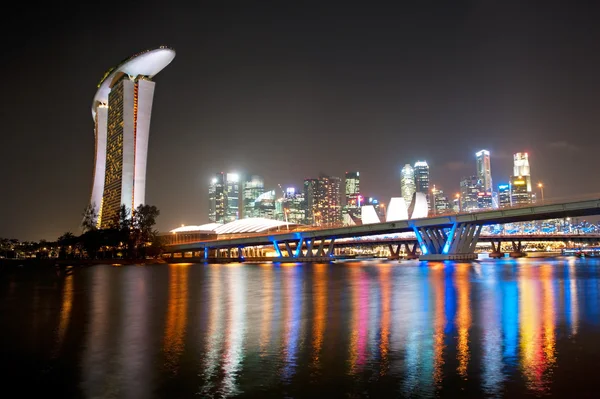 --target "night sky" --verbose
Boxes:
[2,1,600,241]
